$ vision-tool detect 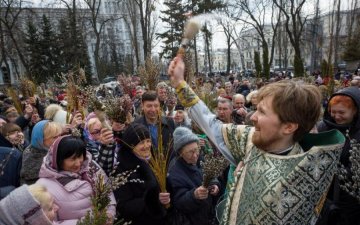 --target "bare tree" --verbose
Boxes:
[231,0,281,79]
[119,0,141,68]
[273,0,307,77]
[82,0,115,79]
[219,7,238,75]
[309,0,322,73]
[346,0,358,39]
[333,0,341,67]
[0,0,32,78]
[121,0,157,61]
[0,19,12,84]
